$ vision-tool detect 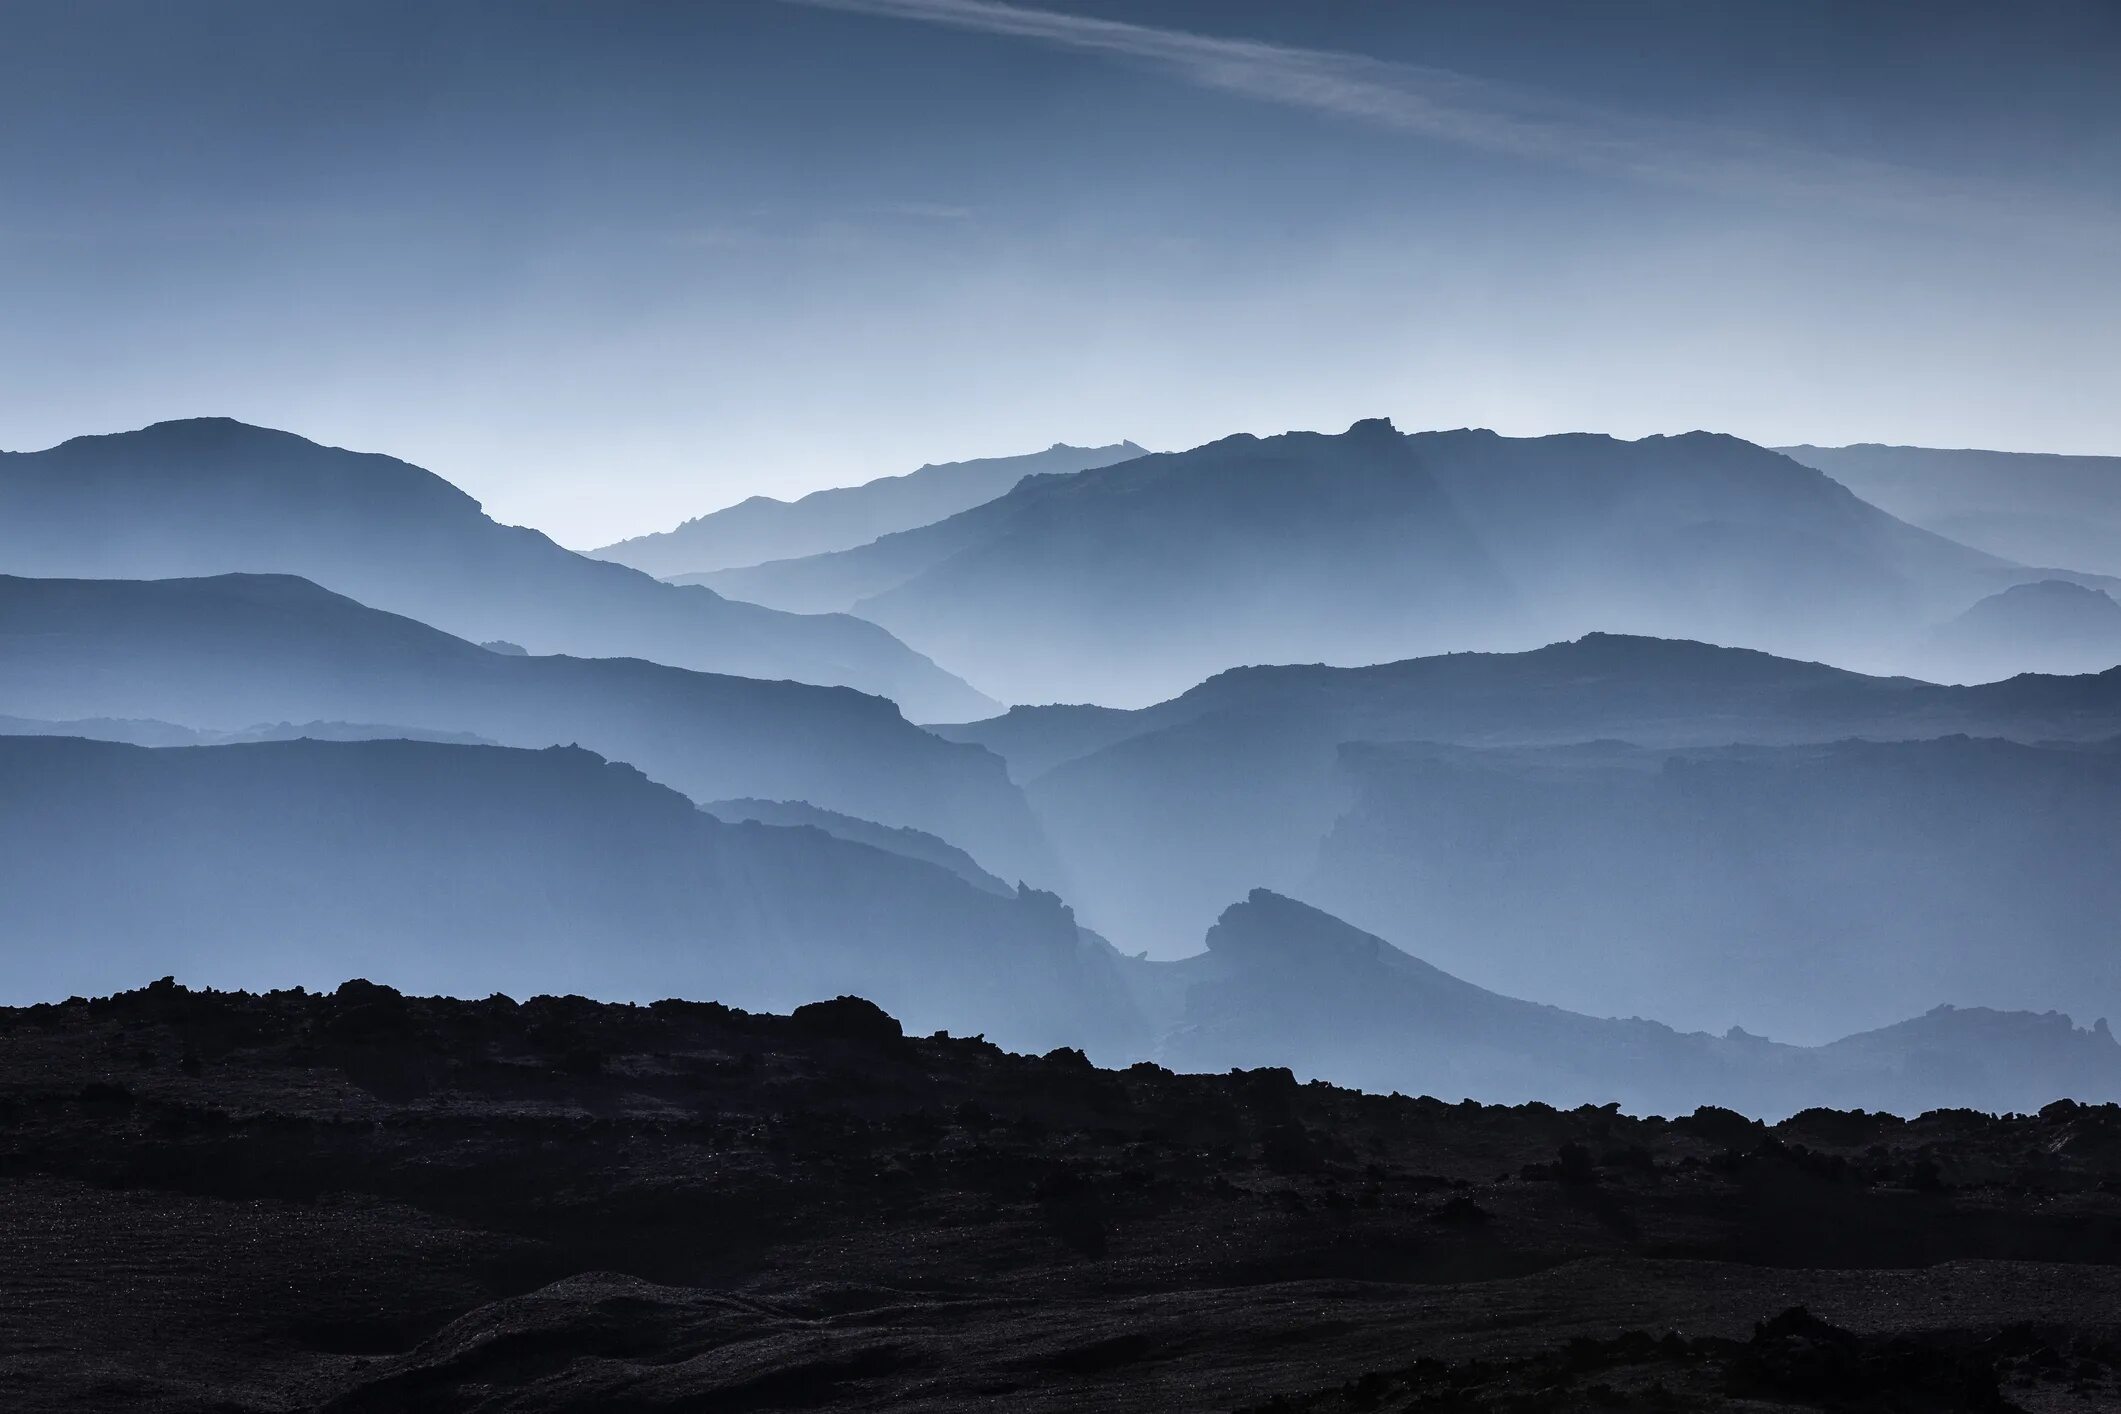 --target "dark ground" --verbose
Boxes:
[6,980,2121,1411]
